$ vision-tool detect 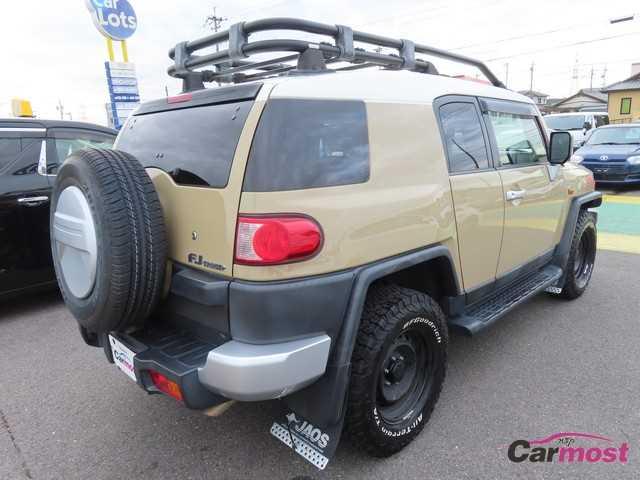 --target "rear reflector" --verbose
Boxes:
[149,370,183,402]
[167,93,192,104]
[235,215,322,265]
